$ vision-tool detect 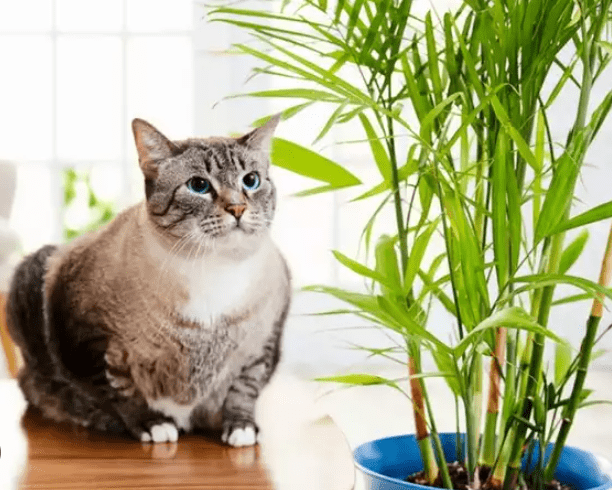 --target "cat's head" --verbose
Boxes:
[132,116,279,253]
